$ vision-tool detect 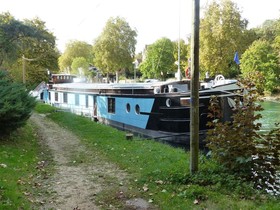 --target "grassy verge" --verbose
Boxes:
[34,103,279,209]
[0,123,42,209]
